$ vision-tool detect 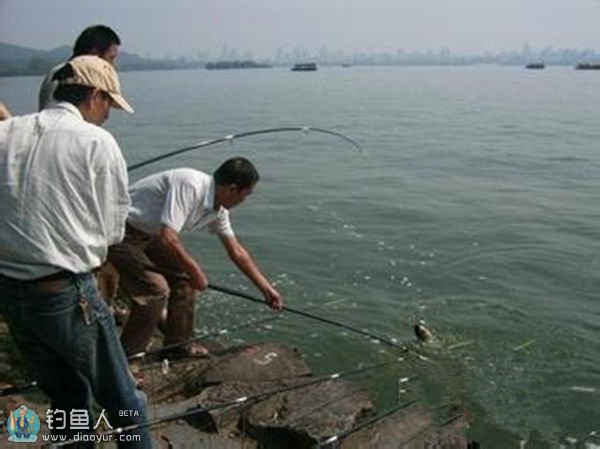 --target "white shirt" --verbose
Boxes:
[0,103,130,280]
[127,168,234,237]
